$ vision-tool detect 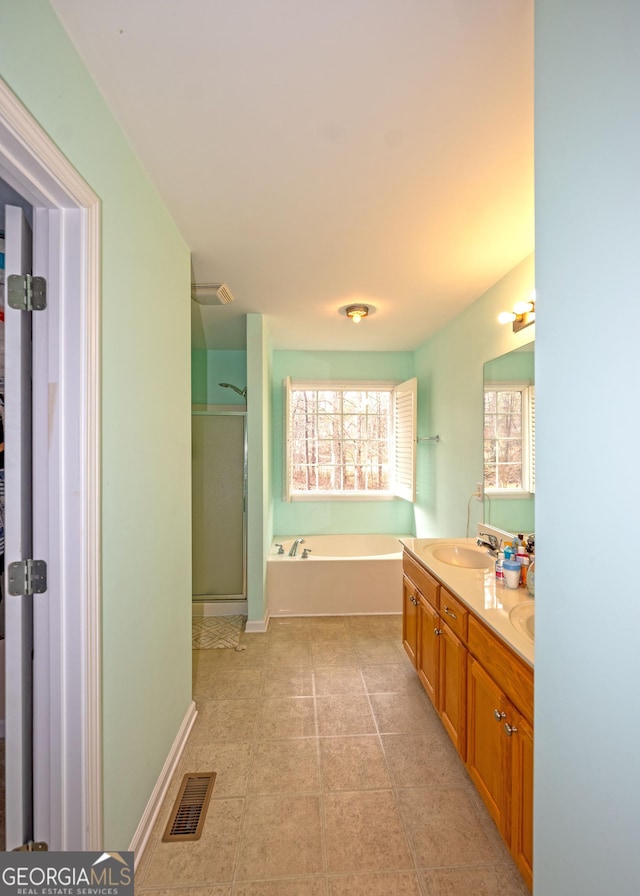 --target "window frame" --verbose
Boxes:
[483,380,535,498]
[284,377,416,502]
